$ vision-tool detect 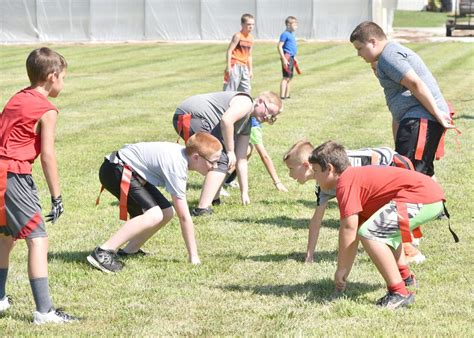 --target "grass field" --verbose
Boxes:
[393,10,452,27]
[0,41,473,335]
